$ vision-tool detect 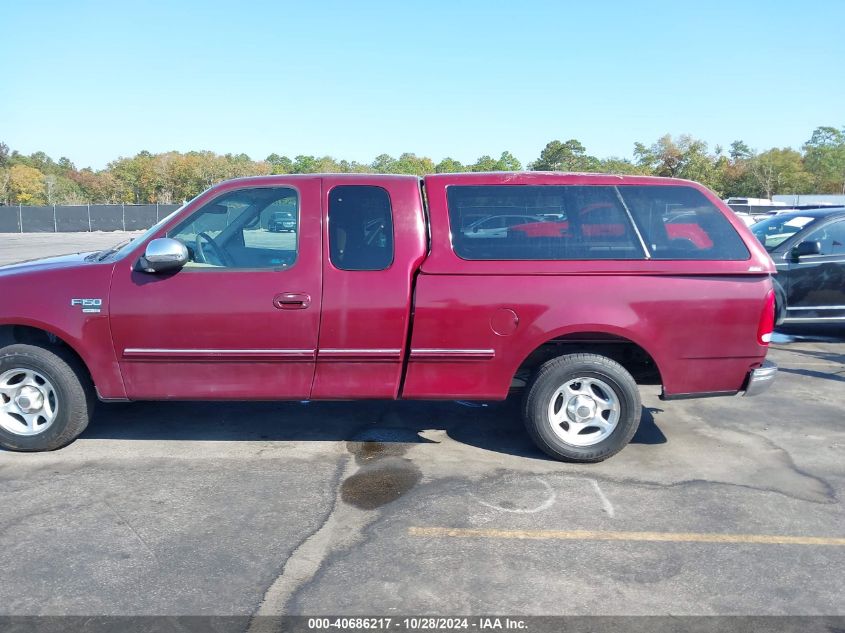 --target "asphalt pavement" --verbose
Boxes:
[0,232,842,622]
